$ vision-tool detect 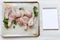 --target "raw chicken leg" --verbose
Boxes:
[16,17,29,31]
[28,18,34,27]
[16,18,25,25]
[23,7,32,18]
[12,7,24,18]
[24,24,28,31]
[8,13,16,27]
[4,6,12,18]
[28,11,34,27]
